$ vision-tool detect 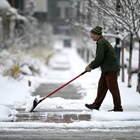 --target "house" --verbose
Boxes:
[7,0,75,35]
[34,0,73,35]
[33,0,48,22]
